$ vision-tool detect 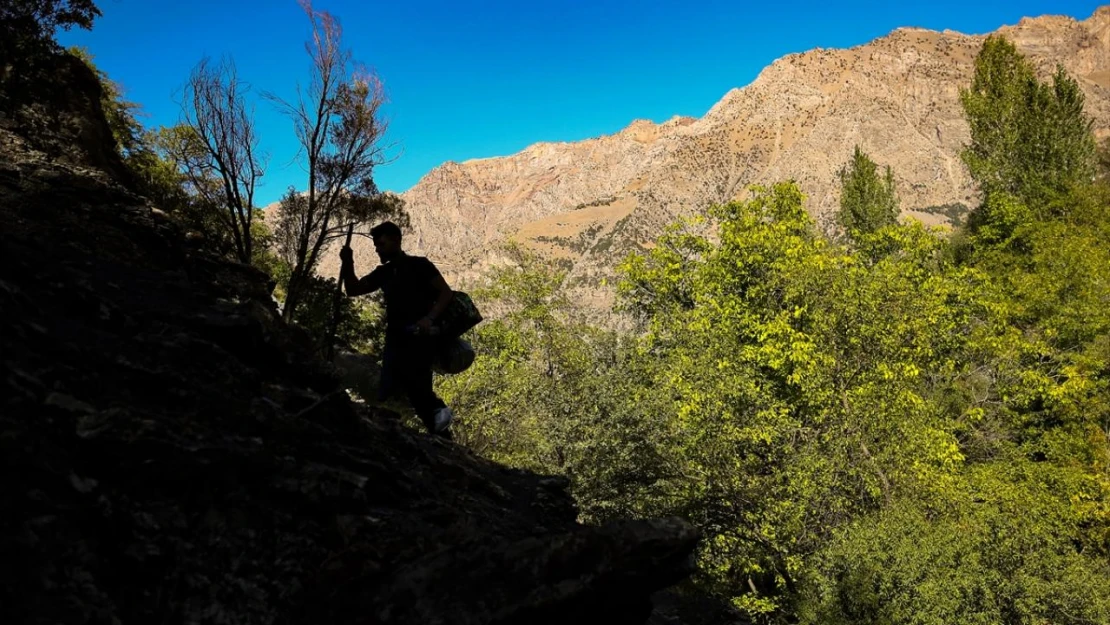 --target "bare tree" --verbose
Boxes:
[267,0,398,321]
[177,56,265,264]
